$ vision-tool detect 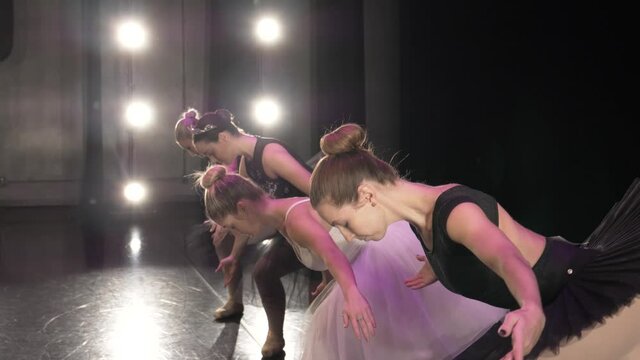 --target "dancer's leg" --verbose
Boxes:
[253,236,304,356]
